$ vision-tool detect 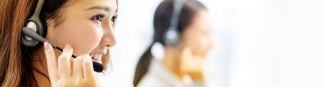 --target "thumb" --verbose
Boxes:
[44,42,59,84]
